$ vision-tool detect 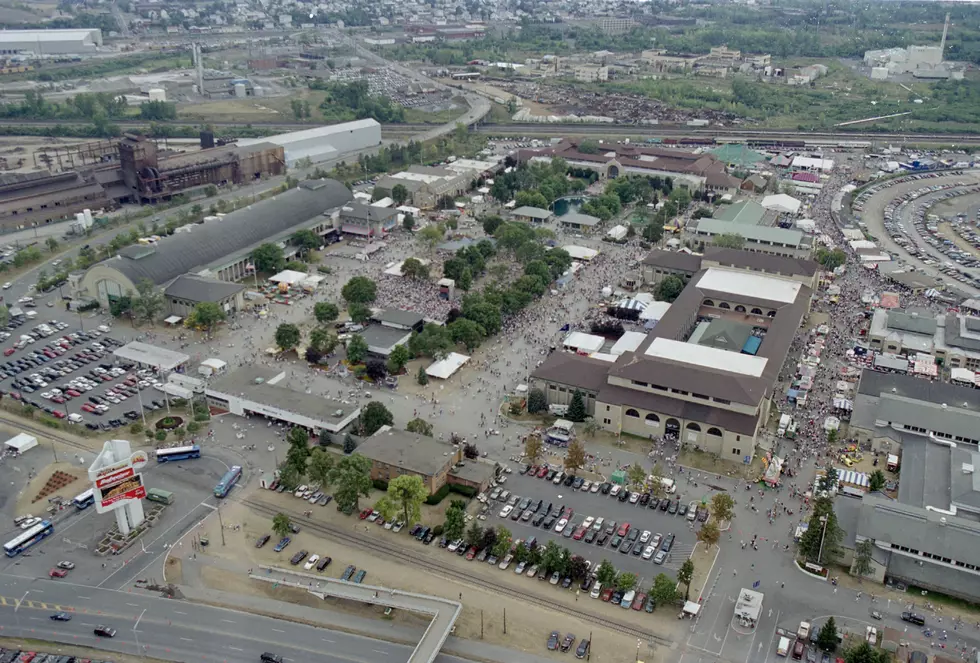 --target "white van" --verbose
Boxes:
[609,485,622,498]
[25,311,37,320]
[777,636,790,657]
[620,590,635,609]
[592,517,605,531]
[590,582,602,599]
